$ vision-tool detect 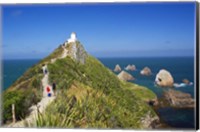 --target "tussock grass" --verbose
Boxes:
[121,81,157,102]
